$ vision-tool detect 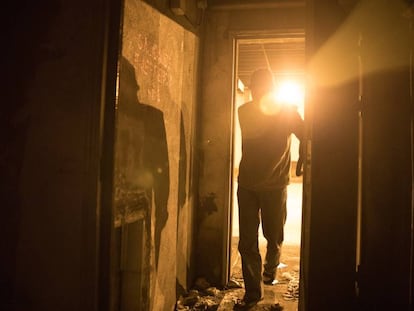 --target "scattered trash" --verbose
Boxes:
[205,287,222,296]
[176,290,200,310]
[177,268,299,309]
[194,277,211,291]
[175,302,190,311]
[281,272,294,281]
[281,272,299,301]
[193,296,221,311]
[176,281,224,311]
[226,278,243,289]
